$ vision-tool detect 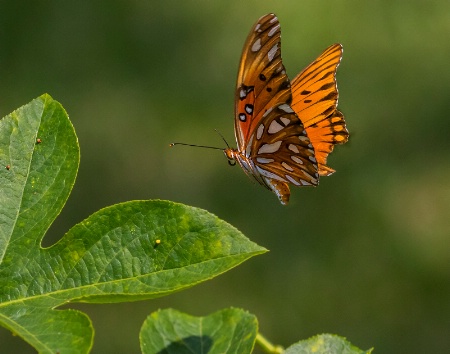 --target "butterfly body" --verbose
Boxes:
[225,13,348,205]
